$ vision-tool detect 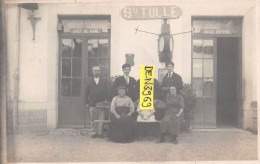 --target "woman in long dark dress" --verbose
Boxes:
[108,85,135,143]
[158,85,184,144]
